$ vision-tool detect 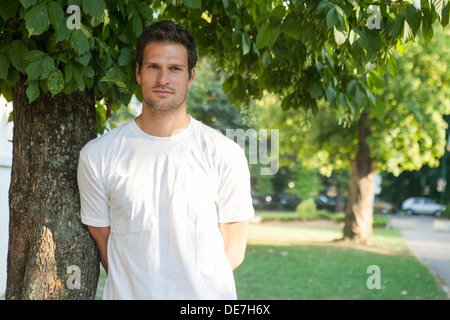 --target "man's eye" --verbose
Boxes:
[171,67,181,71]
